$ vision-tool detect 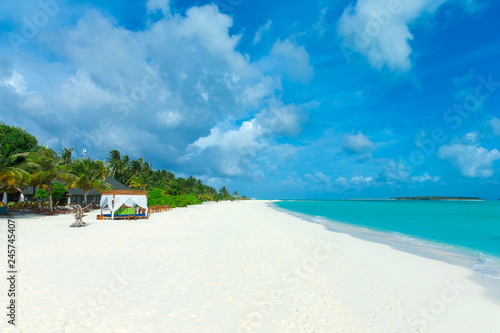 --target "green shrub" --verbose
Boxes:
[147,188,202,208]
[148,188,169,206]
[35,182,67,200]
